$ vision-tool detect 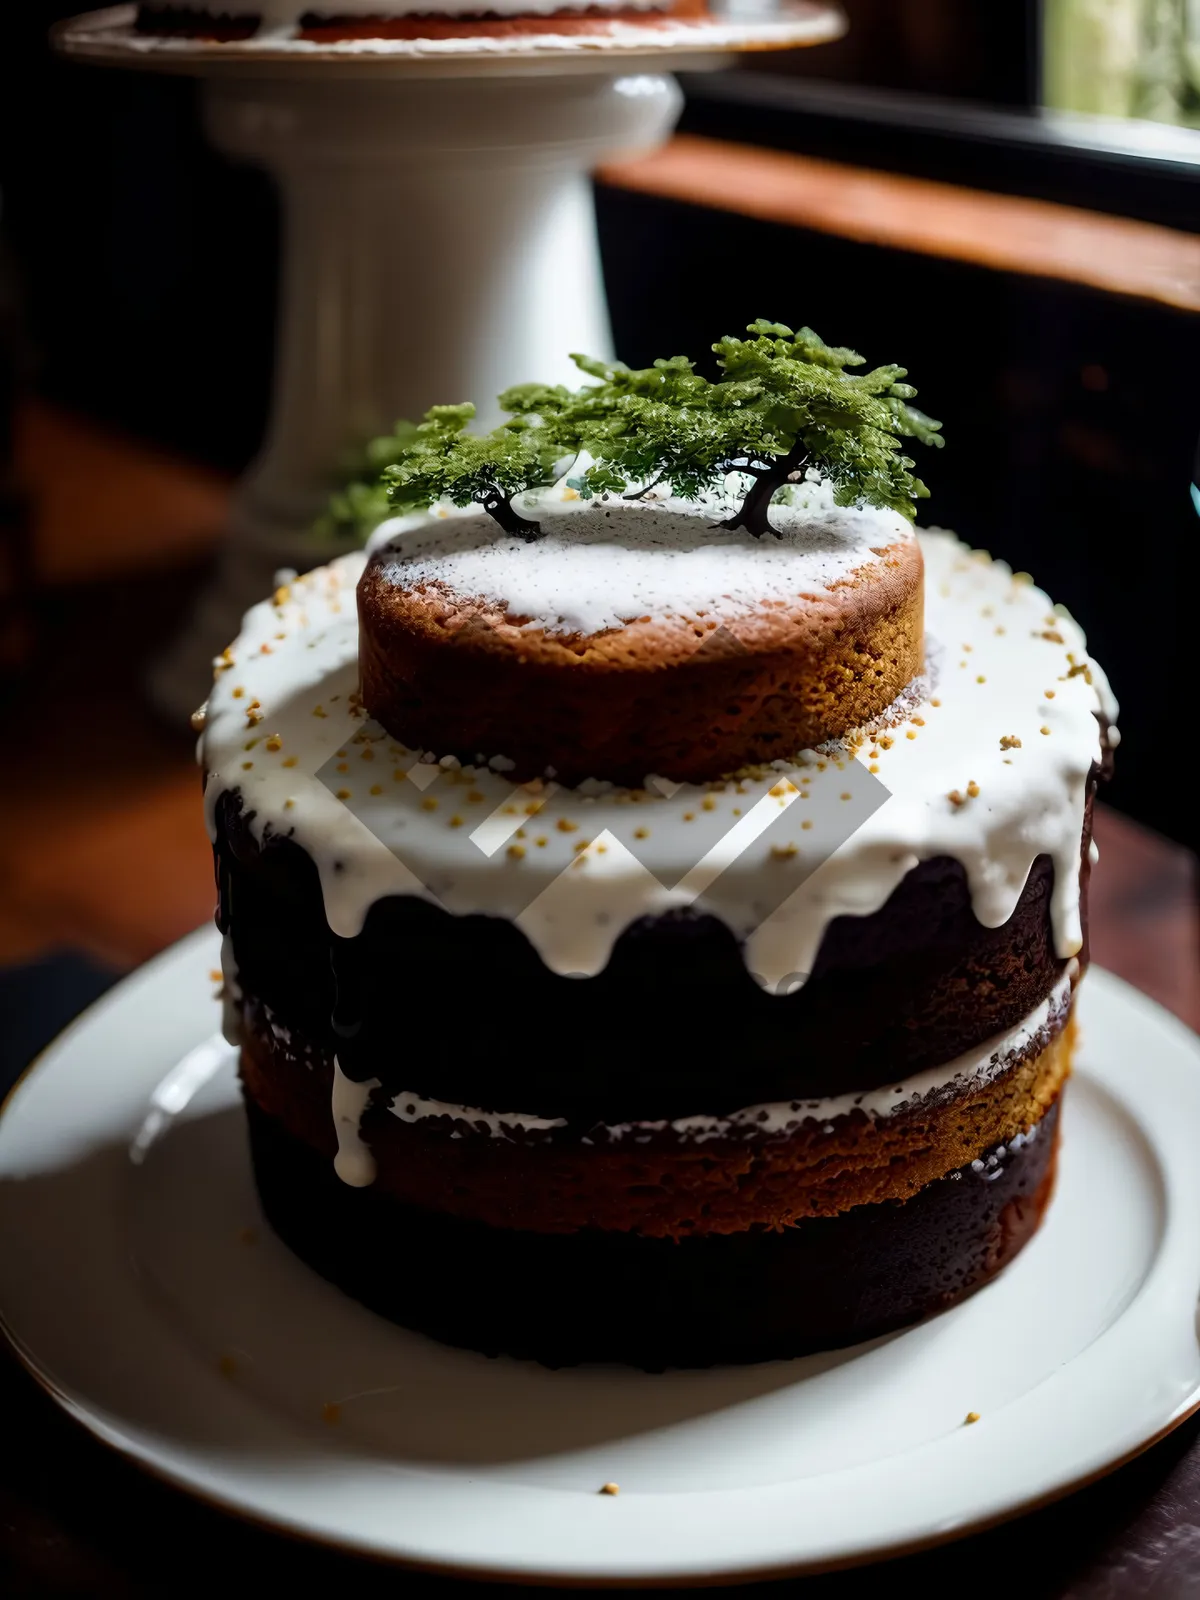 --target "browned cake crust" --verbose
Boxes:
[238,998,1072,1238]
[357,536,924,786]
